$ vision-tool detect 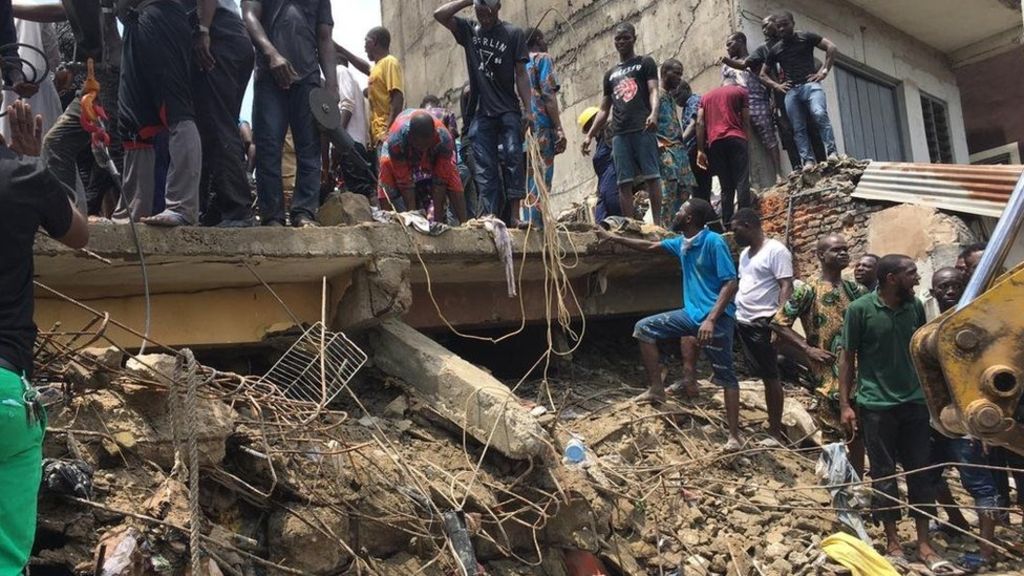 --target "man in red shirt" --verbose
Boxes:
[696,78,751,225]
[378,109,468,223]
